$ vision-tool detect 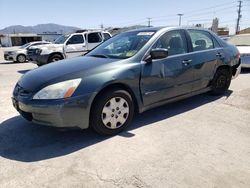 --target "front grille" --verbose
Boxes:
[14,84,31,97]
